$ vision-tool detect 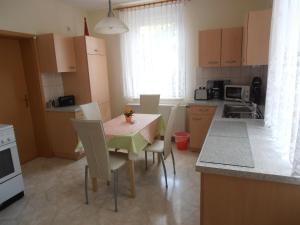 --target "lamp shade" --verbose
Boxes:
[94,16,129,35]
